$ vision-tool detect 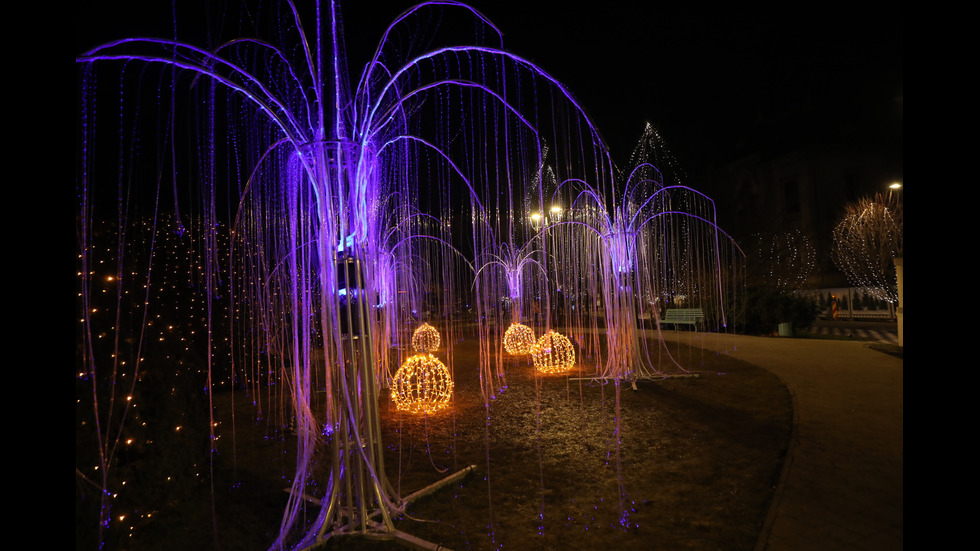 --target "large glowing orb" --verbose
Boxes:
[503,323,536,355]
[391,353,454,414]
[531,330,575,374]
[411,323,441,352]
